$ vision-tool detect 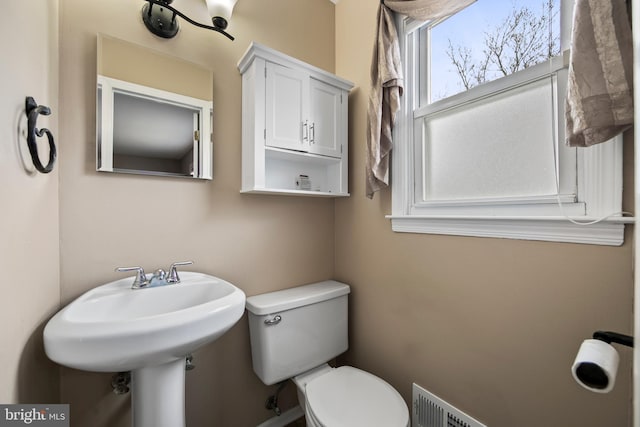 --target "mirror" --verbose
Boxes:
[96,35,213,179]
